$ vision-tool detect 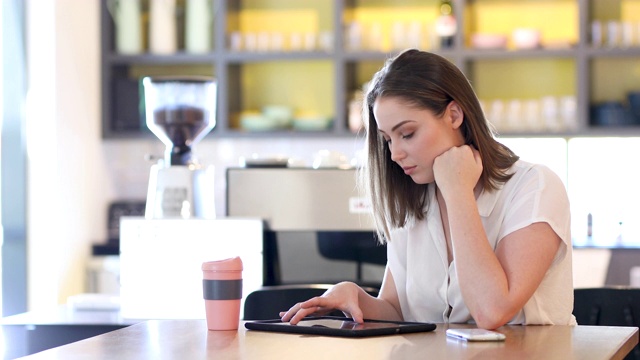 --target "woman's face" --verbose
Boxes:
[373,96,465,184]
